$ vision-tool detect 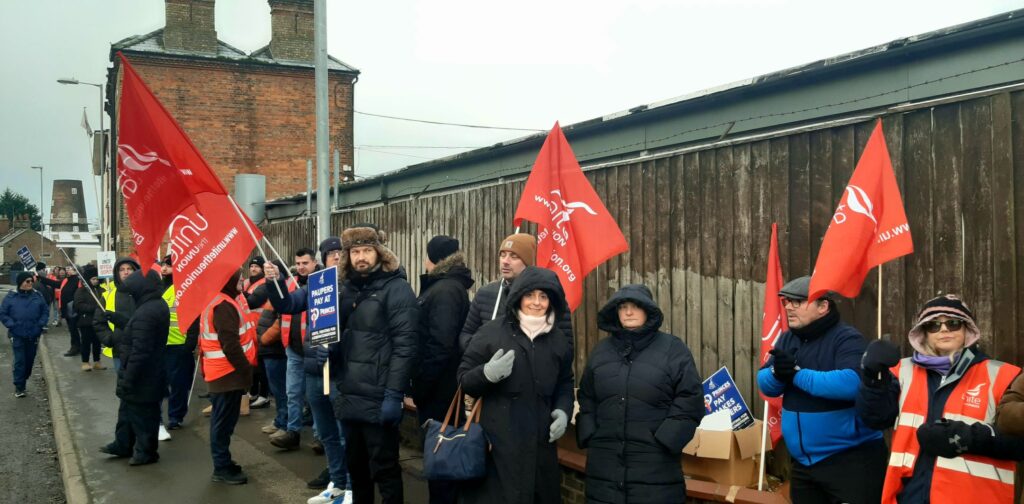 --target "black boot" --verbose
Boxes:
[307,467,330,489]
